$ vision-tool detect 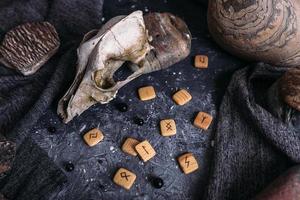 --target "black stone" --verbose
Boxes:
[150,177,164,189]
[134,117,144,126]
[65,162,74,172]
[47,126,56,133]
[97,159,103,164]
[115,103,128,112]
[98,183,105,190]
